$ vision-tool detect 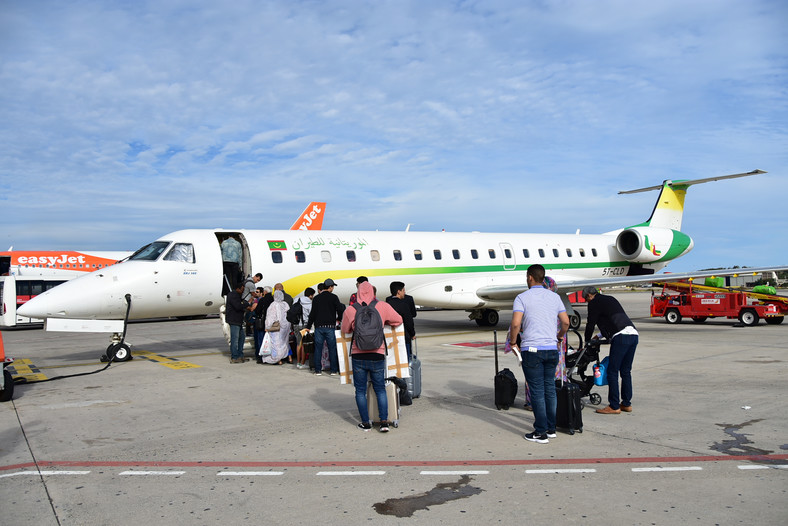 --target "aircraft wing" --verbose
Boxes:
[475,265,788,302]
